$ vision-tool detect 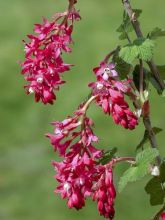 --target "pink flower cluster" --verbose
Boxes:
[20,0,80,104]
[89,61,138,129]
[47,105,116,219]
